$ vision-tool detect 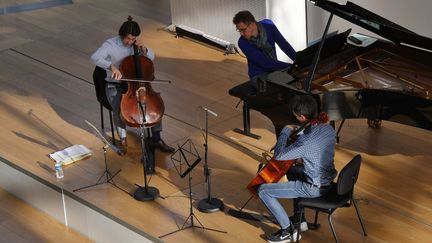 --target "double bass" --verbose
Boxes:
[246,112,329,196]
[119,43,164,128]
